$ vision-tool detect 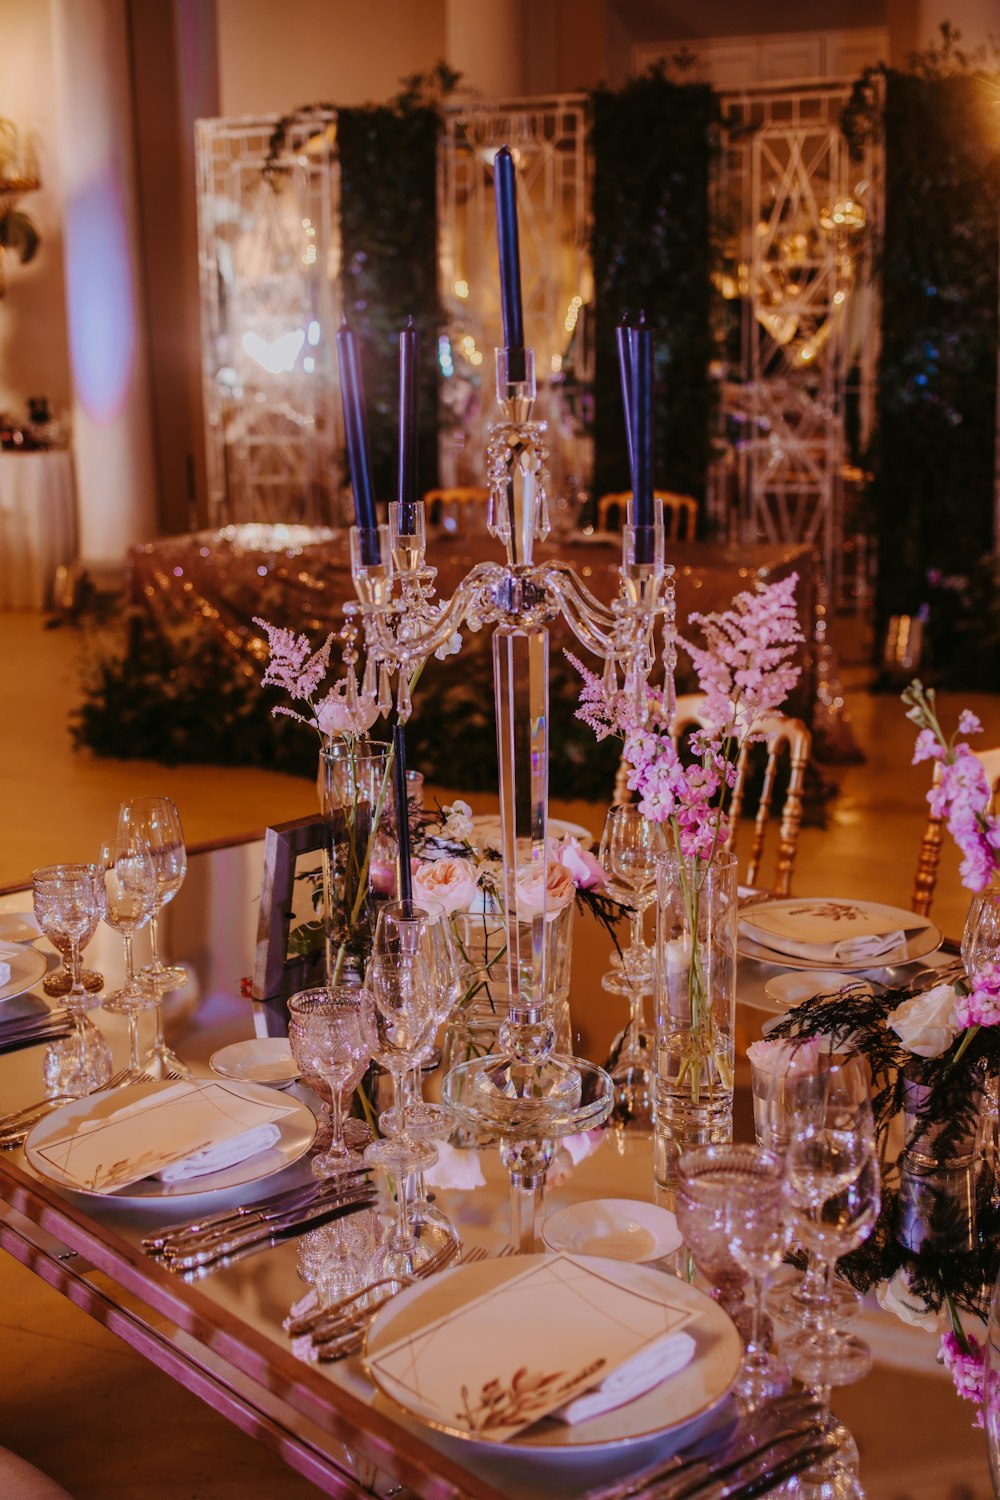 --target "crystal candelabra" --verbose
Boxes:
[345,347,673,1246]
